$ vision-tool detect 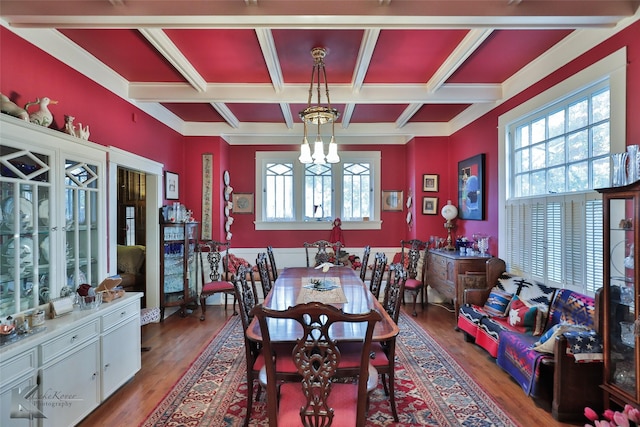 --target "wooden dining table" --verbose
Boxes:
[246,266,399,343]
